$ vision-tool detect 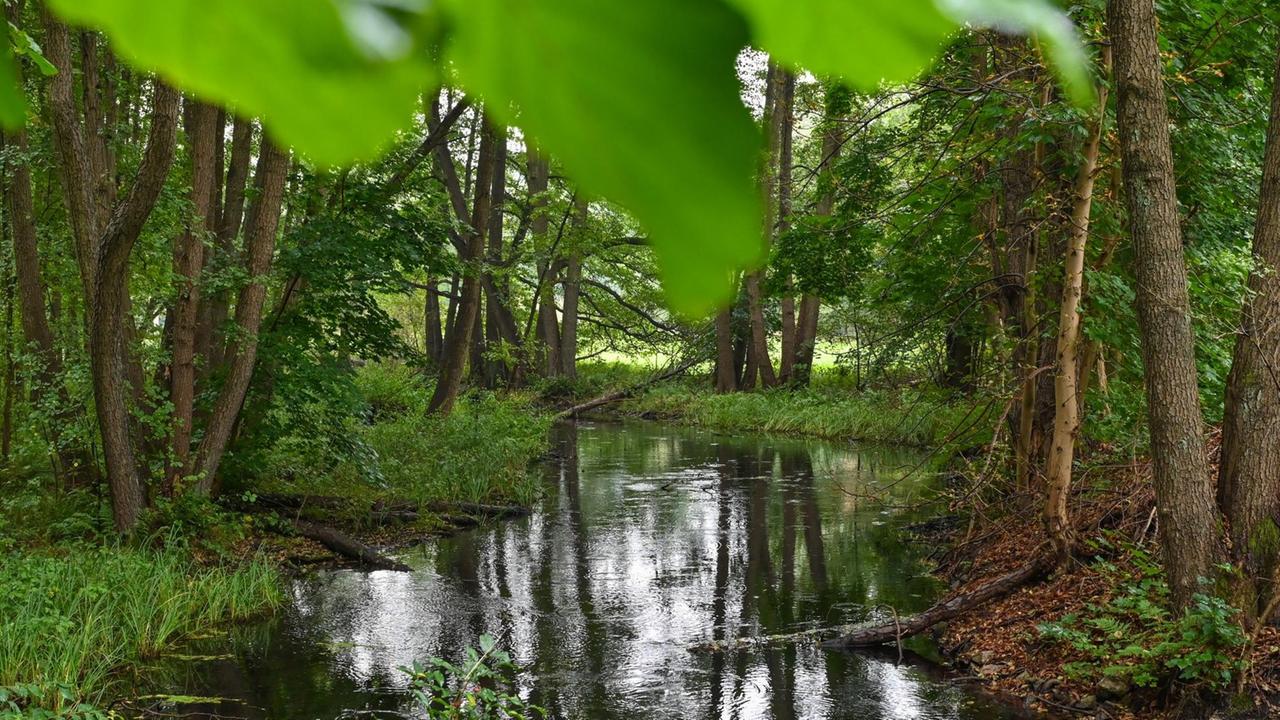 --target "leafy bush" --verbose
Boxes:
[251,364,551,507]
[402,635,545,720]
[1038,544,1246,691]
